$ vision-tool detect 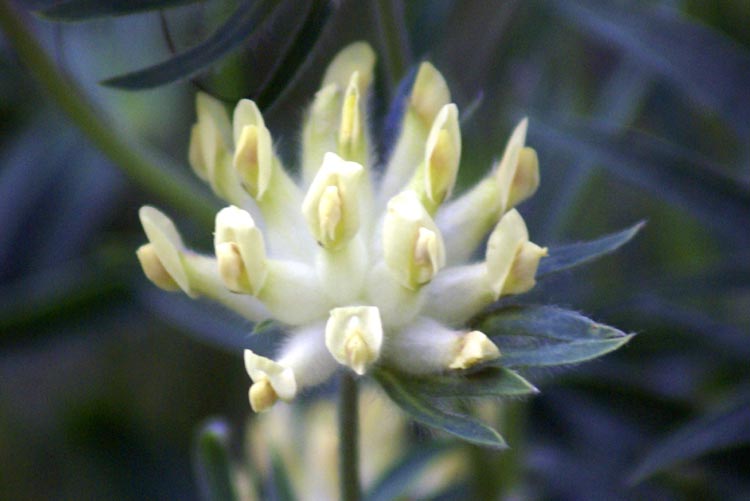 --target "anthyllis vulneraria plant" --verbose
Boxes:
[137,42,641,449]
